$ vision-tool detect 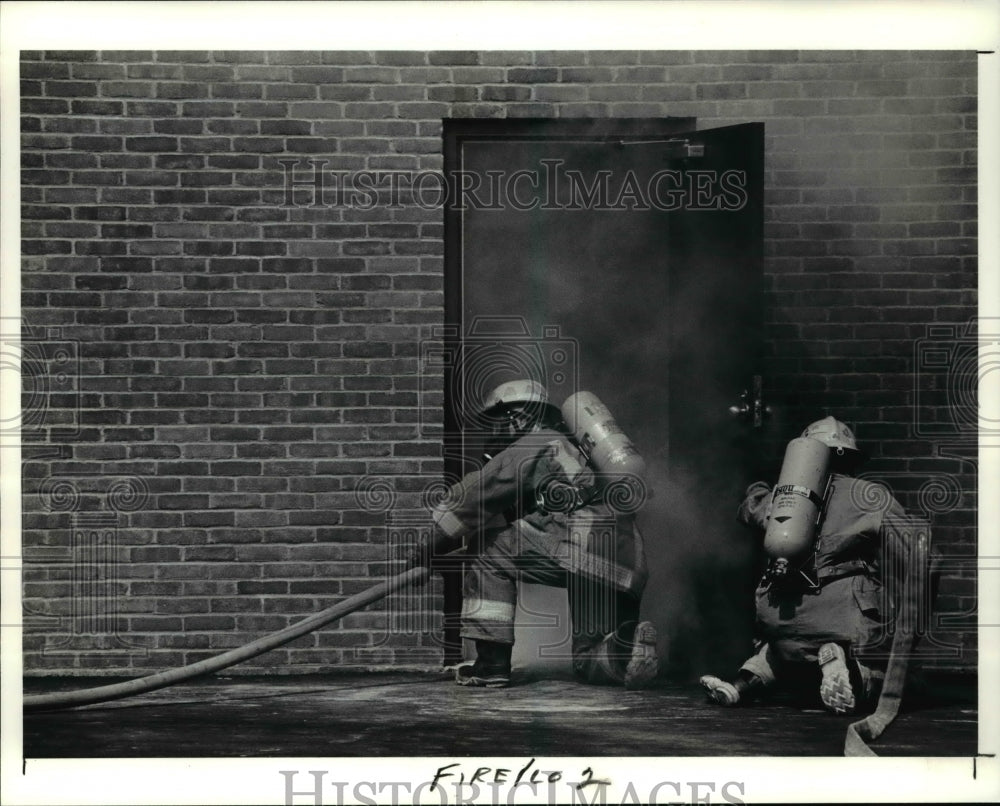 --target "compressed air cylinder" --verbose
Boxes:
[763,436,831,562]
[561,391,647,484]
